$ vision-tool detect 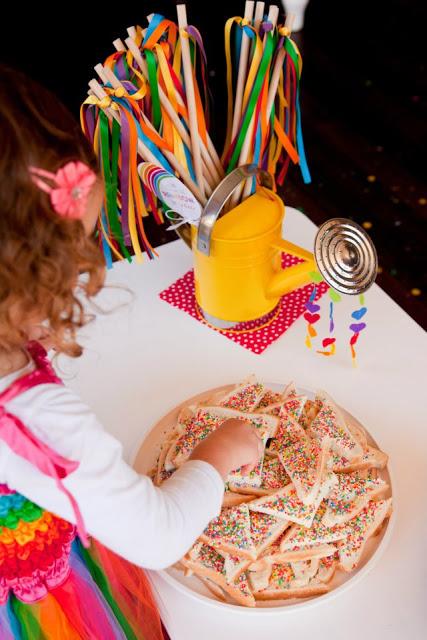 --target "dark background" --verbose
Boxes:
[1,0,426,328]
